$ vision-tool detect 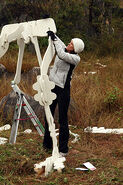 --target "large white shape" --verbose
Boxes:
[33,37,66,176]
[0,18,56,83]
[0,18,66,176]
